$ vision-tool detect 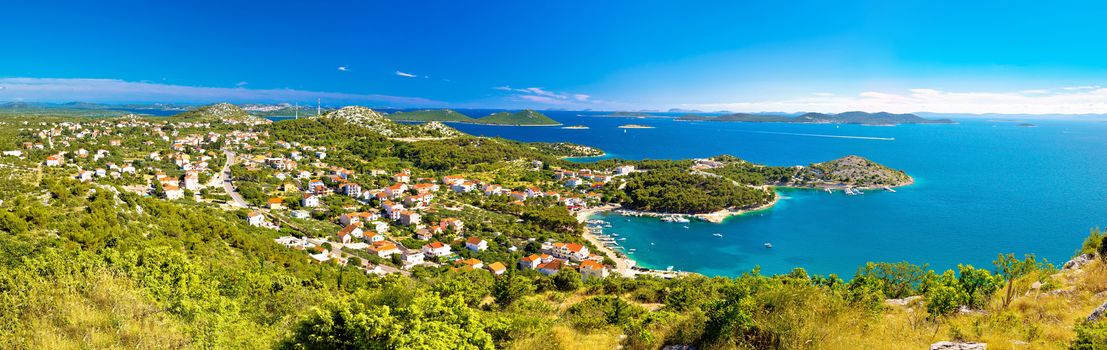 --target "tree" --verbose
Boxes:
[993,253,1043,308]
[956,264,1001,309]
[923,270,965,319]
[553,268,582,292]
[491,270,534,307]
